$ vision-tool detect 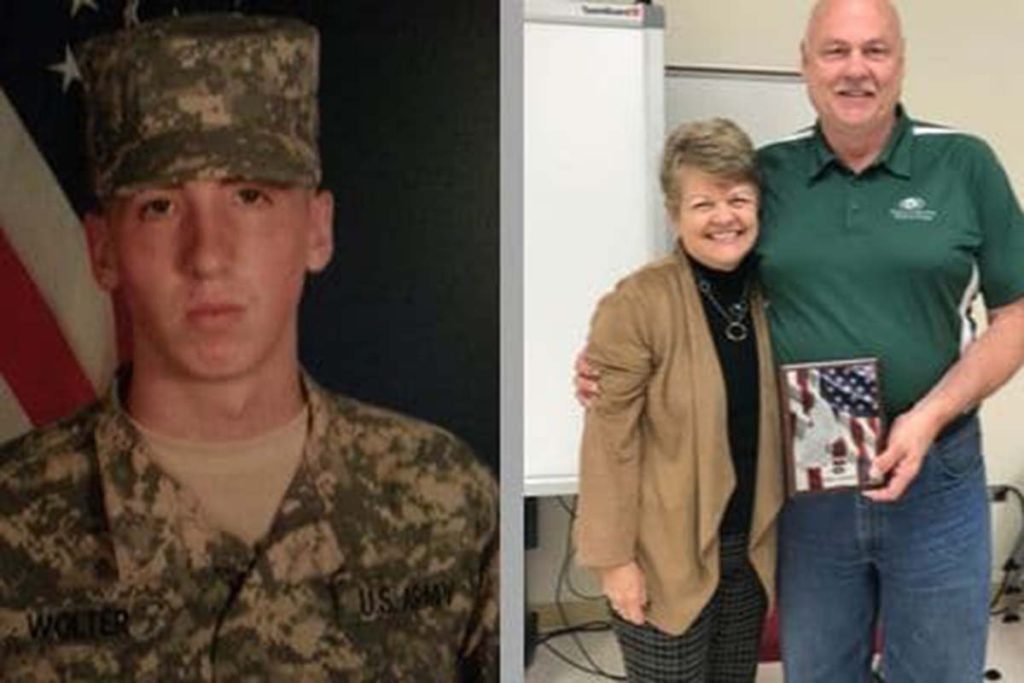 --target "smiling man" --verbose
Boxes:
[0,14,497,681]
[757,0,1024,680]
